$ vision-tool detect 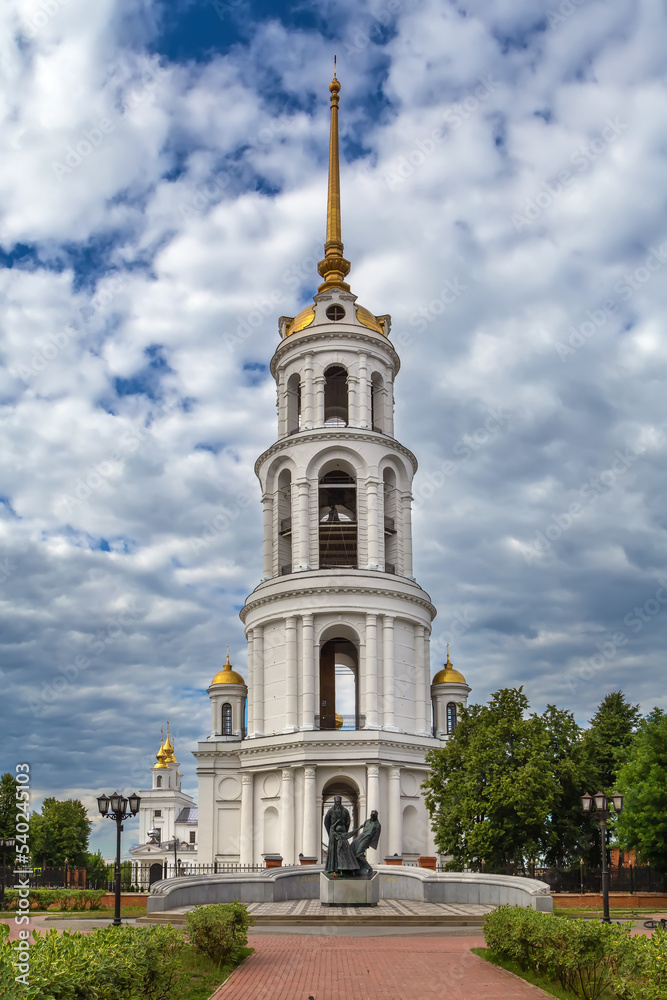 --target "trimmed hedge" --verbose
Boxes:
[3,922,187,1000]
[4,888,106,911]
[483,905,667,1000]
[185,902,252,967]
